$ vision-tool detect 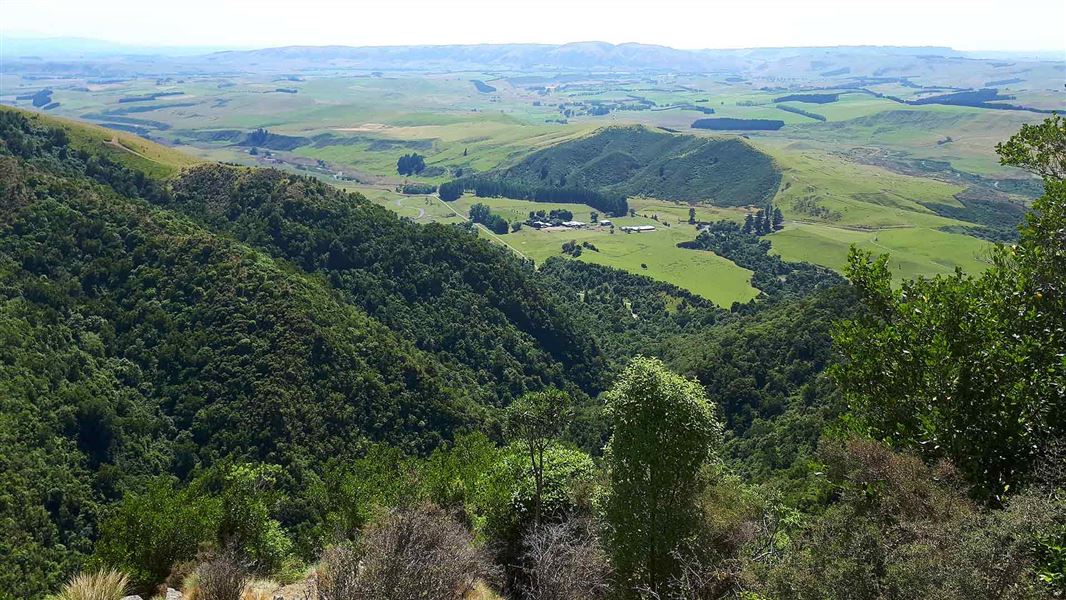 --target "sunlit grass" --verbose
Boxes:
[50,569,129,600]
